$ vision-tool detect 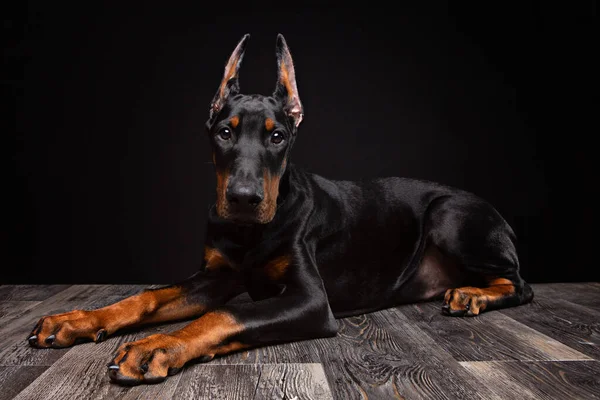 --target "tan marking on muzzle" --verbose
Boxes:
[215,169,231,219]
[255,169,281,223]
